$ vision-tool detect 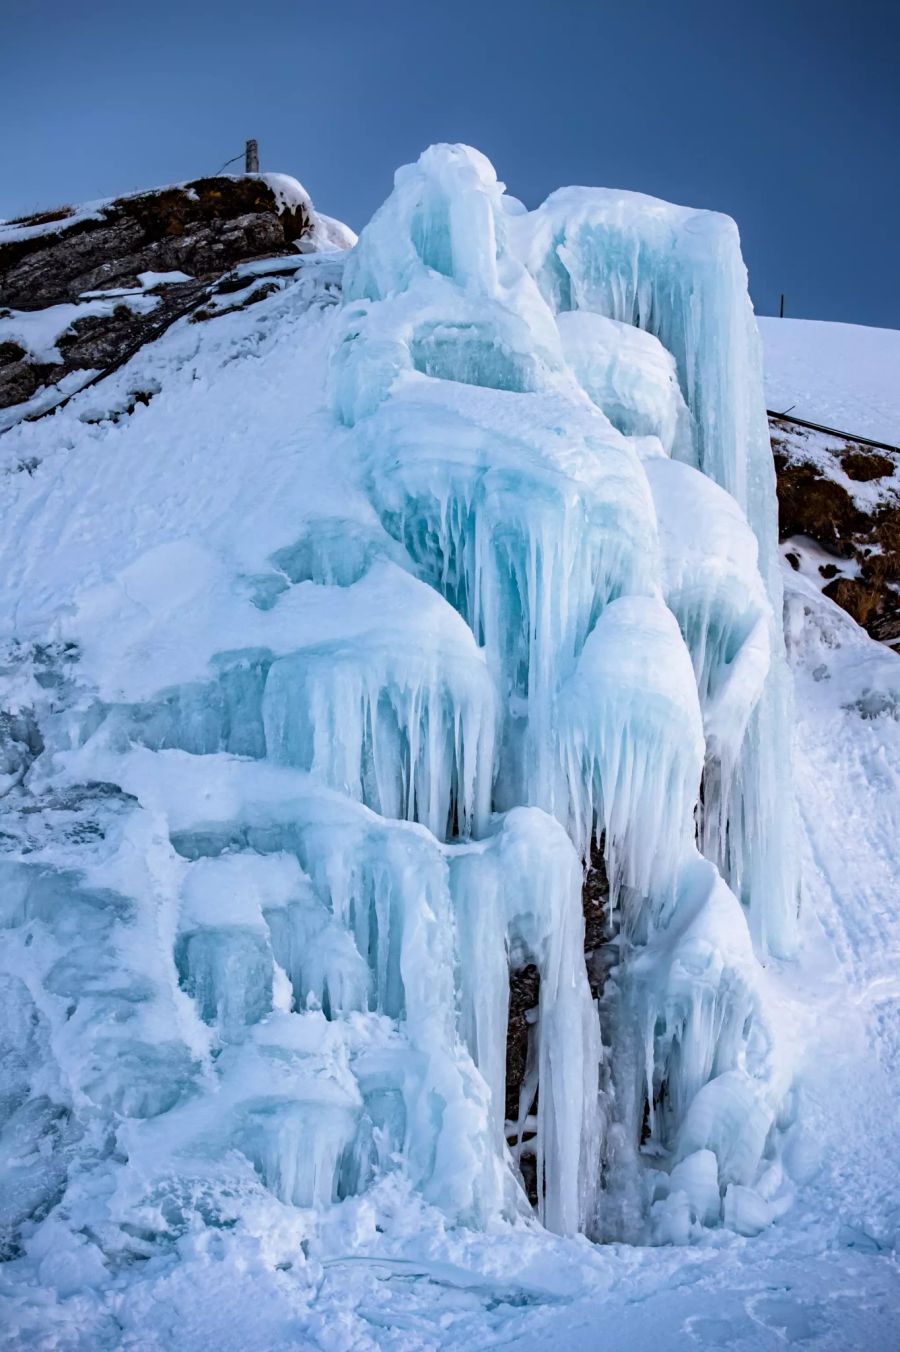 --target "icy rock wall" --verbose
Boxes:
[1,145,795,1266]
